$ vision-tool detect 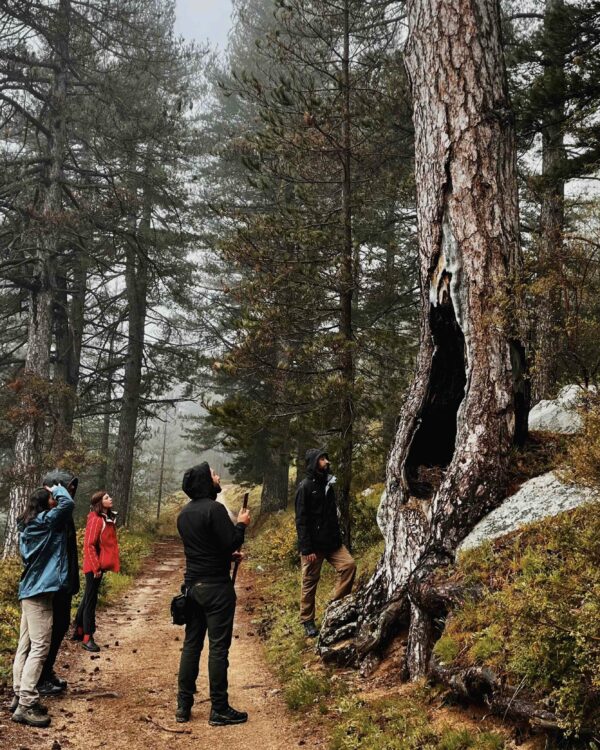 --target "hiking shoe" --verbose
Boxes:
[82,637,101,653]
[10,696,48,714]
[37,679,63,696]
[12,702,51,727]
[48,671,67,690]
[302,620,319,638]
[209,705,248,726]
[71,629,84,641]
[175,706,191,723]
